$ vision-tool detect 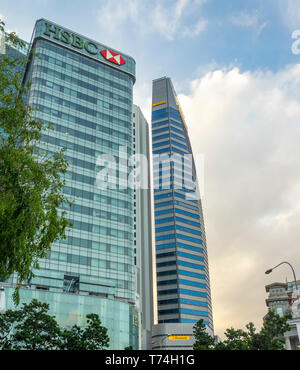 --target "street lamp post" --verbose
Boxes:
[265,261,298,291]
